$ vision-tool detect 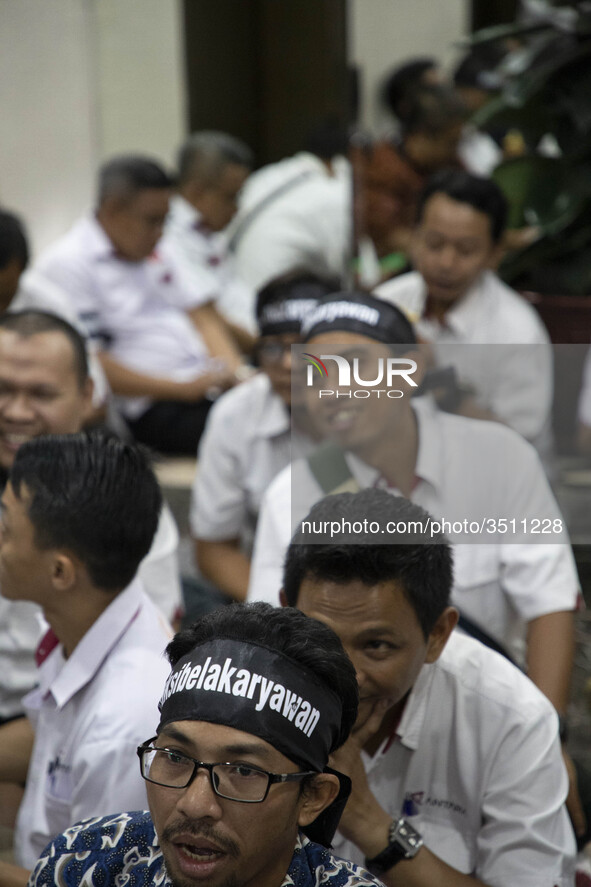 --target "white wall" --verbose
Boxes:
[0,0,97,255]
[92,0,187,162]
[349,0,469,134]
[0,0,187,258]
[1,0,467,257]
